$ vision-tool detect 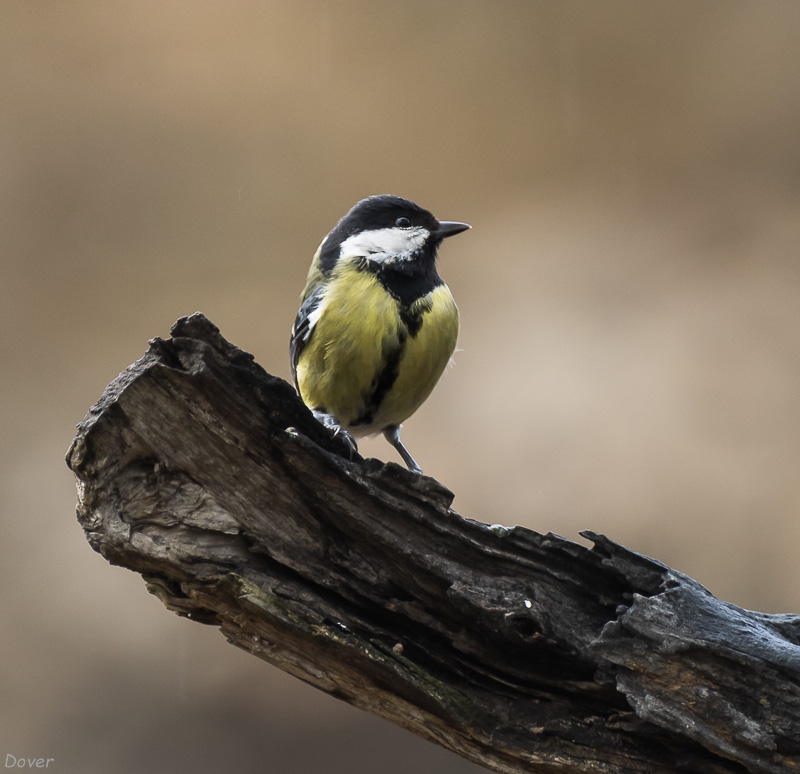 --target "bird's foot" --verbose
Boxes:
[312,410,358,458]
